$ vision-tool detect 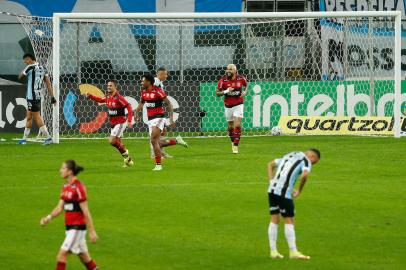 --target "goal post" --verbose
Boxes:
[43,11,402,141]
